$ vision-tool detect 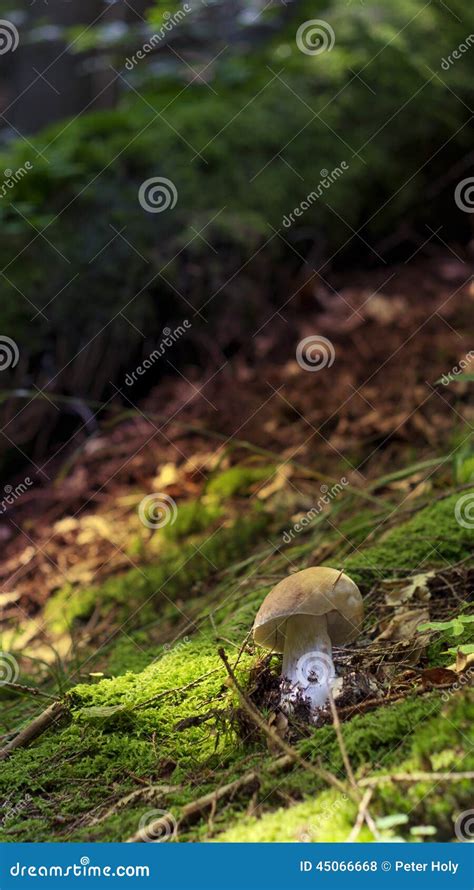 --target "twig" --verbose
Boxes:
[0,682,57,700]
[347,788,374,843]
[217,647,353,800]
[328,692,357,789]
[359,770,474,787]
[328,691,382,842]
[132,668,220,711]
[335,684,450,719]
[89,784,180,827]
[180,772,259,825]
[124,771,260,842]
[0,700,66,760]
